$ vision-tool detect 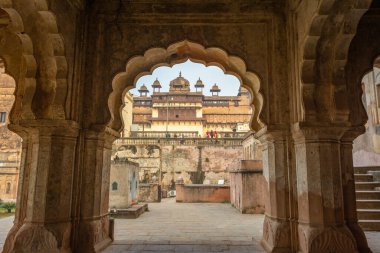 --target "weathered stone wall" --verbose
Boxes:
[114,143,242,189]
[139,183,160,203]
[109,160,139,209]
[176,184,230,203]
[230,160,265,214]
